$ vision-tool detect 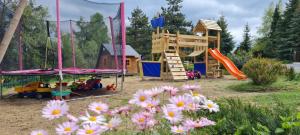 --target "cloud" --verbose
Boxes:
[35,0,287,45]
